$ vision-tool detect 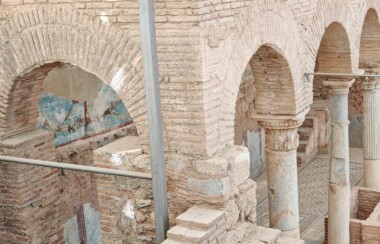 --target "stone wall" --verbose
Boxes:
[94,136,155,243]
[56,124,137,226]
